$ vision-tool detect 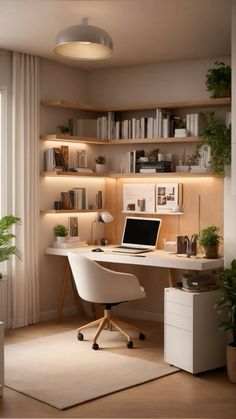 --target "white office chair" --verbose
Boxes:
[68,252,146,350]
